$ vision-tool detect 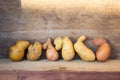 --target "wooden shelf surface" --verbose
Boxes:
[0,59,120,72]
